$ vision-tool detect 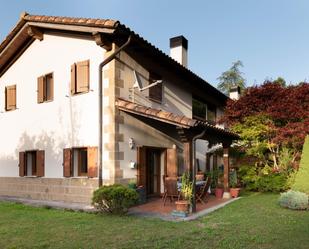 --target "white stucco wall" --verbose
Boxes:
[0,33,105,178]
